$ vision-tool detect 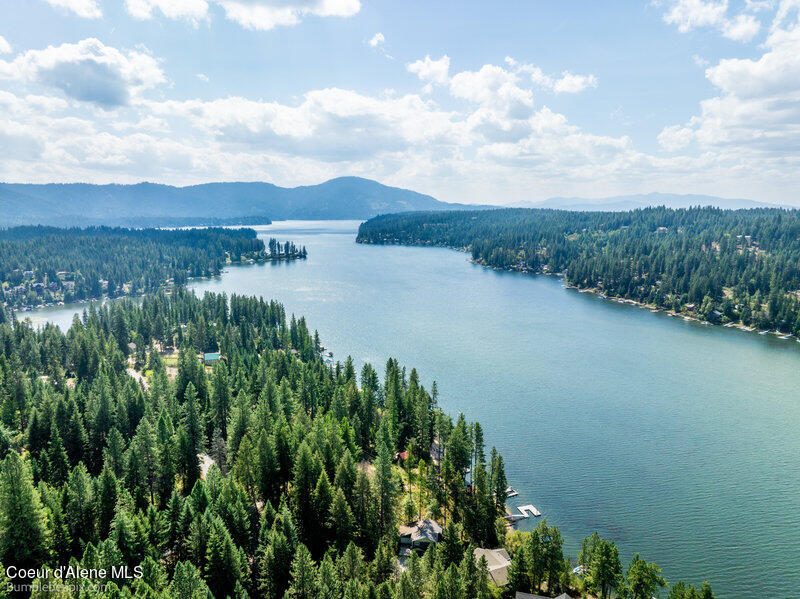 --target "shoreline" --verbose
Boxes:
[4,253,307,315]
[357,238,797,343]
